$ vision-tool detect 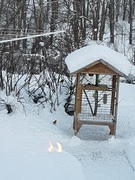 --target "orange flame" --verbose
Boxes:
[48,142,62,152]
